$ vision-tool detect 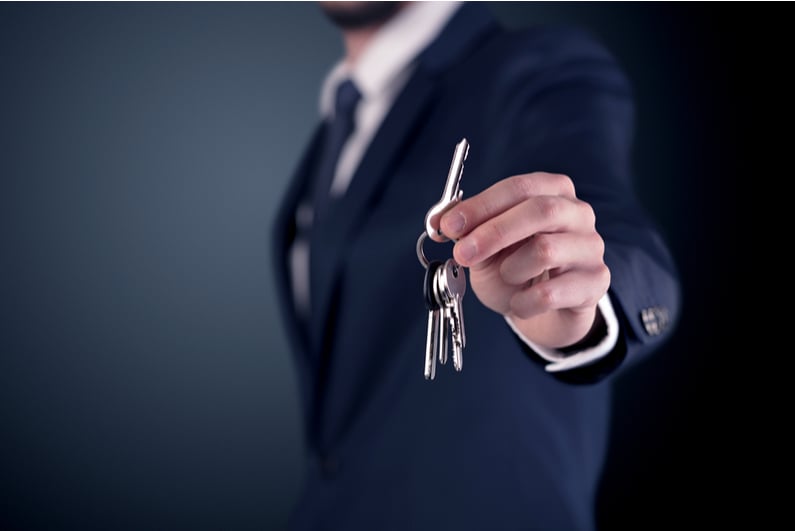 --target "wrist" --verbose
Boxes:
[558,308,607,355]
